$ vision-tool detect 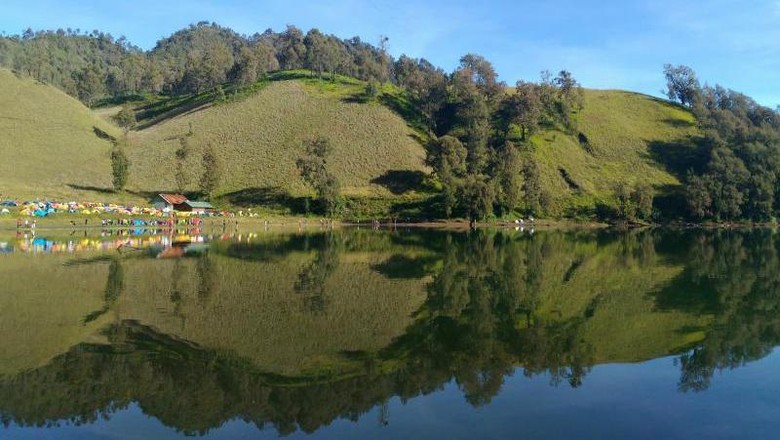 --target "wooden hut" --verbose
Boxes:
[153,194,188,212]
